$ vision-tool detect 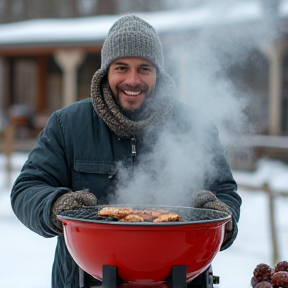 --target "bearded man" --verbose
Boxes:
[11,15,241,288]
